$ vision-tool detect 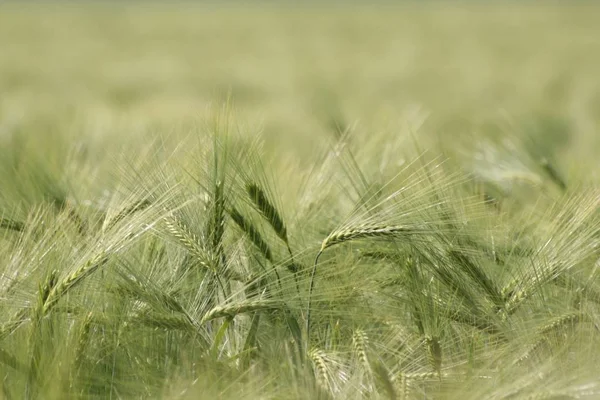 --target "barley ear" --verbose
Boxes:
[207,180,226,255]
[246,183,288,243]
[321,225,414,252]
[39,270,59,308]
[43,253,109,315]
[309,348,330,393]
[74,312,93,371]
[134,312,196,332]
[352,329,371,373]
[538,312,582,336]
[399,372,410,400]
[201,300,283,323]
[227,207,273,262]
[246,182,299,273]
[164,214,215,271]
